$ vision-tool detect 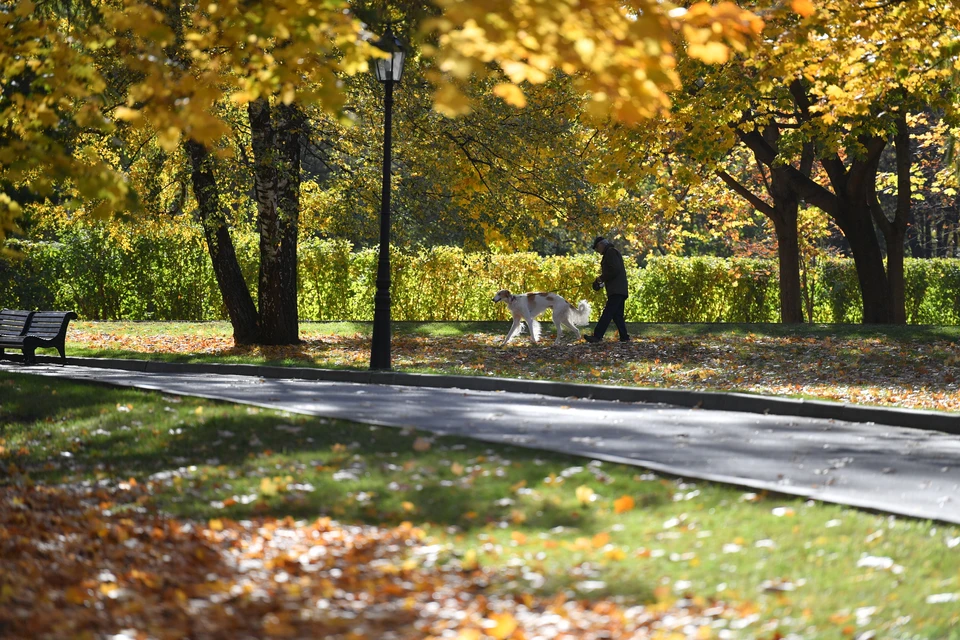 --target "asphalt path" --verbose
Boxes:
[4,361,960,524]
